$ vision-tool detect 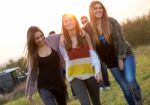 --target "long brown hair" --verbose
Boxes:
[89,0,111,45]
[62,14,86,50]
[25,26,44,70]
